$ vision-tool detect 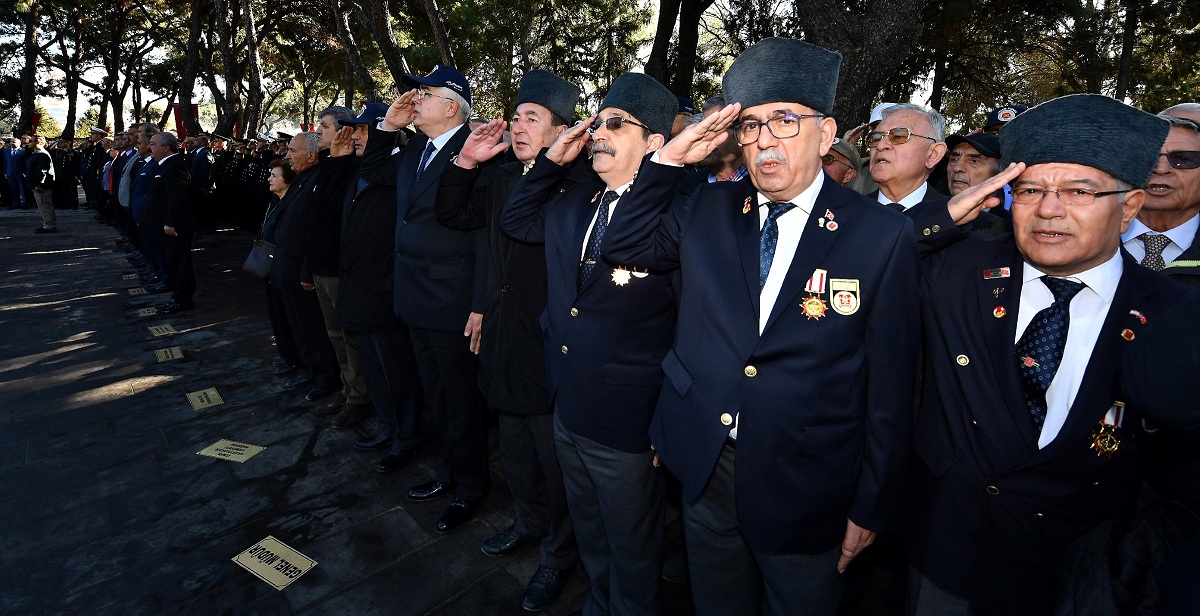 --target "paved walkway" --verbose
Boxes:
[0,208,696,615]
